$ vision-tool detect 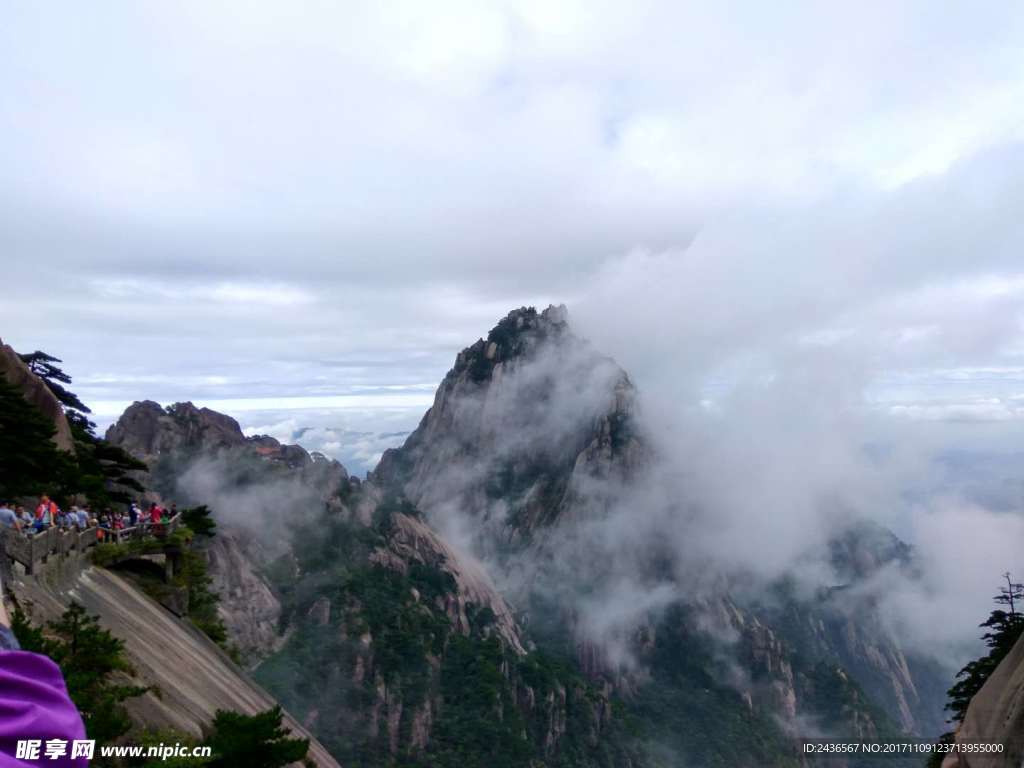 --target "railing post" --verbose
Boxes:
[0,531,13,589]
[27,535,39,575]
